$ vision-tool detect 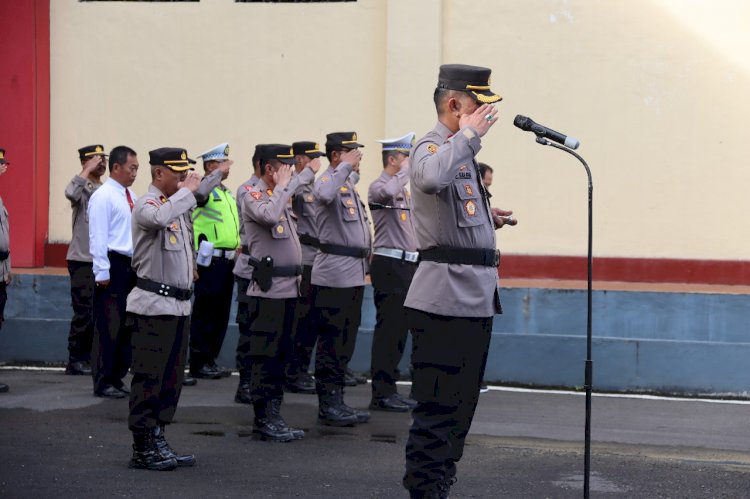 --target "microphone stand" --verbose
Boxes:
[533,136,593,499]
